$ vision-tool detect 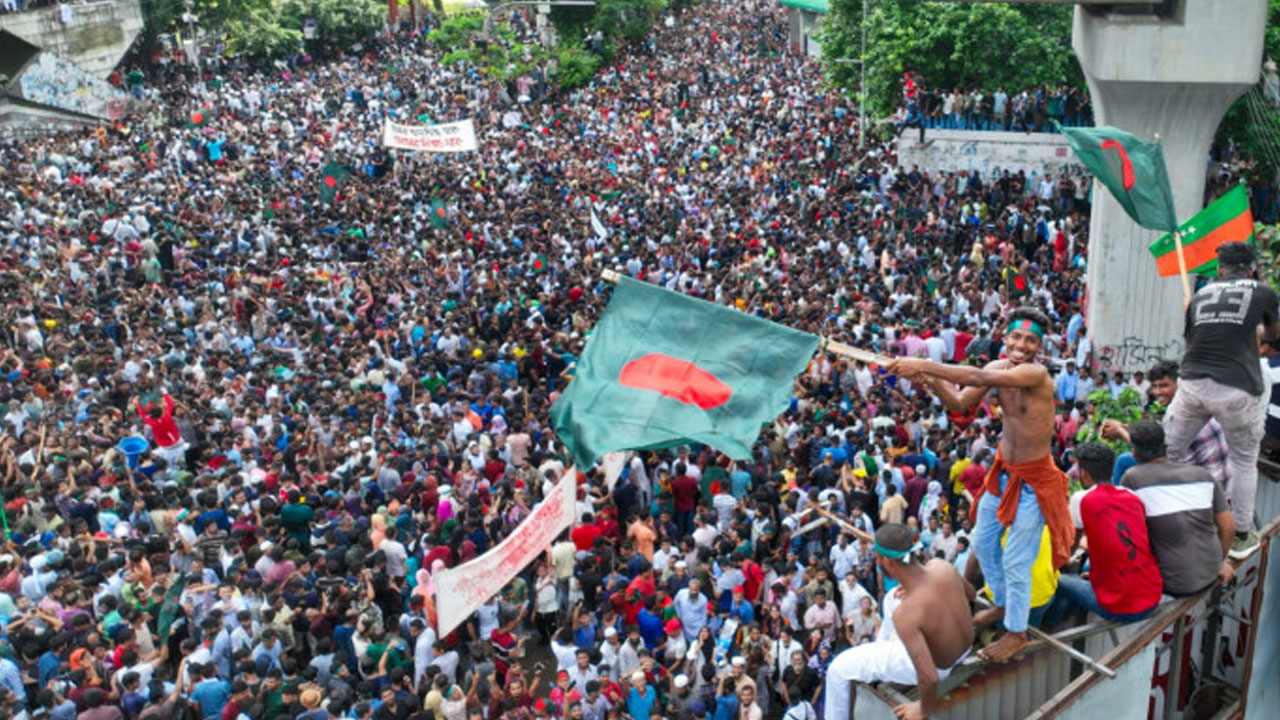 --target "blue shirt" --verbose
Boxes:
[627,685,657,720]
[637,609,664,650]
[0,658,25,706]
[191,678,231,720]
[1056,372,1077,403]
